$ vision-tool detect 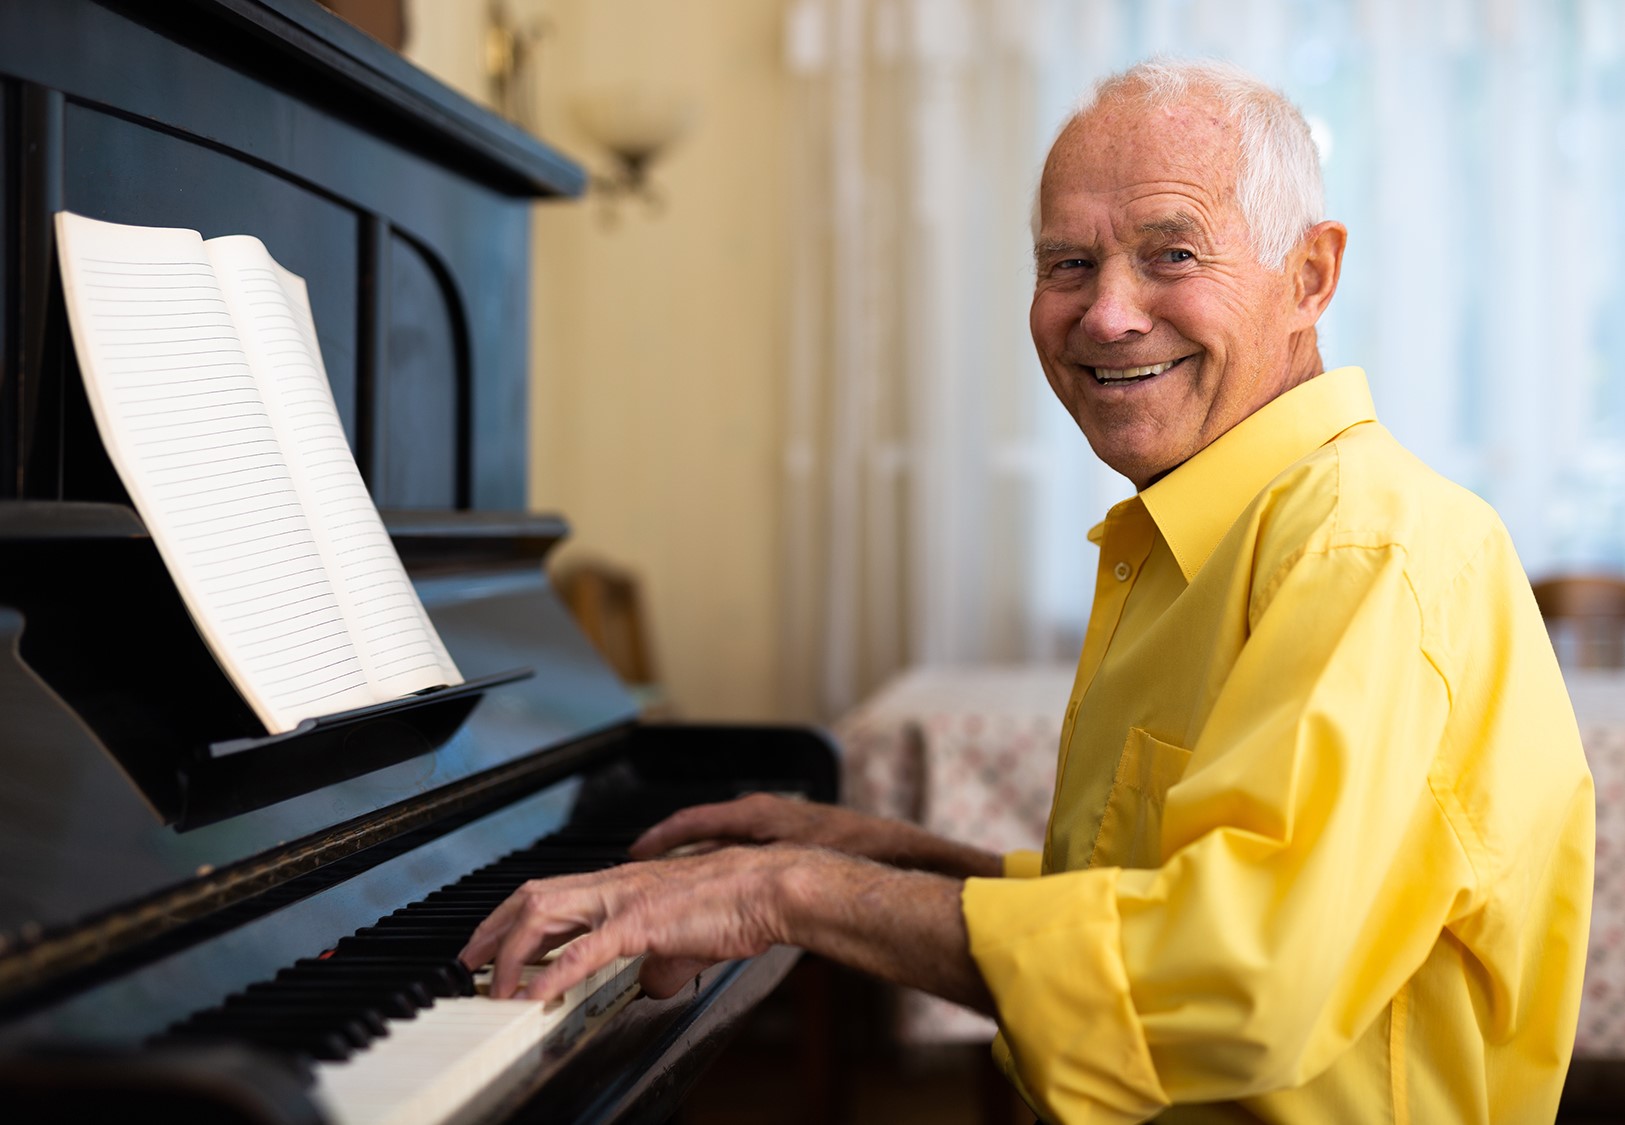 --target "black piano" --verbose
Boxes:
[0,1,837,1120]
